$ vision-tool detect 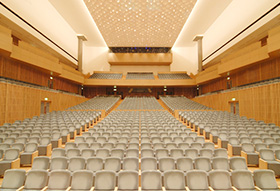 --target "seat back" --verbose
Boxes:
[50,157,68,171]
[186,170,209,190]
[4,148,19,160]
[209,170,232,190]
[141,157,157,171]
[66,148,80,158]
[176,157,193,172]
[51,148,66,158]
[104,157,121,172]
[231,170,255,190]
[158,157,175,172]
[185,148,198,159]
[118,170,139,190]
[229,157,248,170]
[95,170,116,190]
[141,170,162,190]
[194,157,212,172]
[32,156,50,170]
[24,170,48,190]
[1,169,26,189]
[259,149,276,161]
[123,157,139,171]
[212,157,230,171]
[163,170,185,190]
[241,143,255,153]
[25,143,38,153]
[253,169,279,190]
[81,148,95,159]
[48,170,71,190]
[86,157,104,172]
[71,170,94,190]
[68,157,86,172]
